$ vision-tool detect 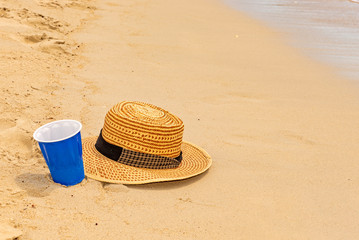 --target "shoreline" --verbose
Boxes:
[223,0,359,81]
[1,0,359,239]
